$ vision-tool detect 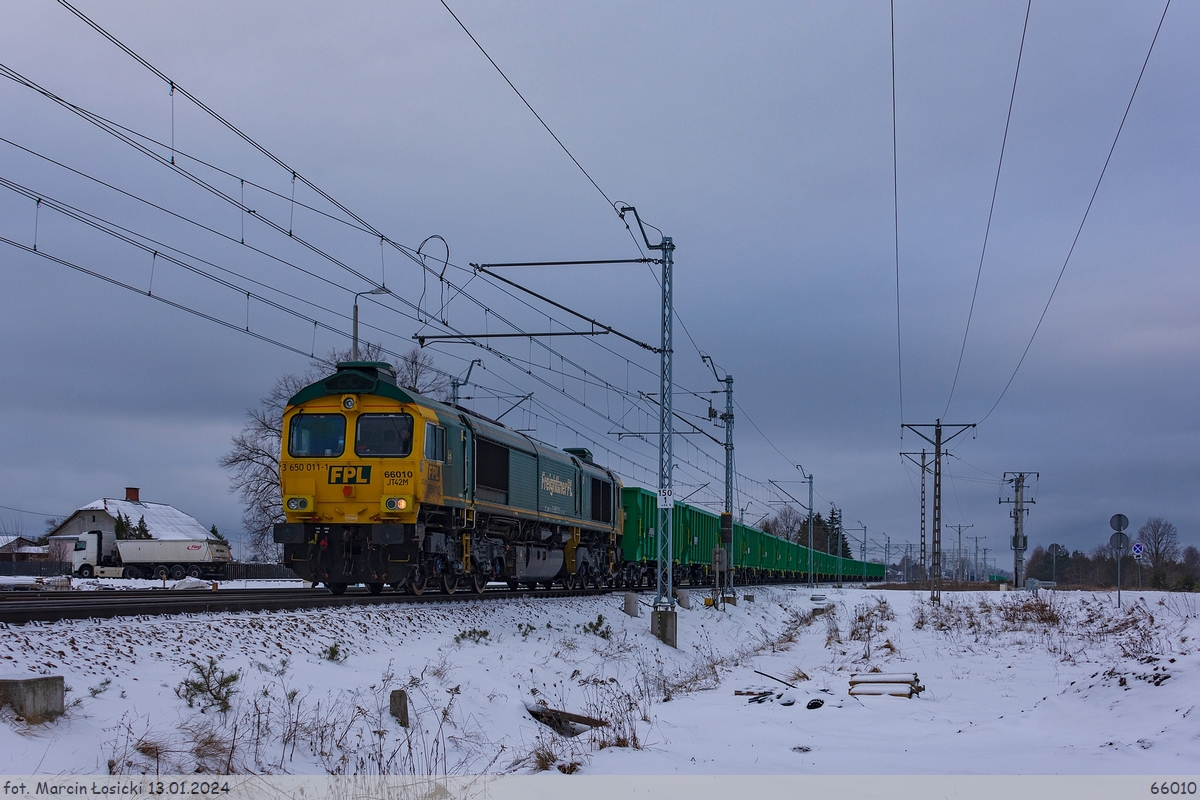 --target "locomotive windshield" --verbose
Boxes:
[288,414,346,457]
[355,413,415,457]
